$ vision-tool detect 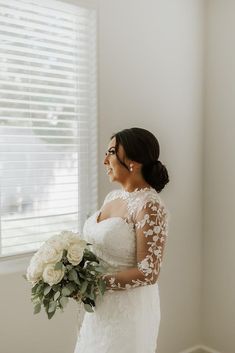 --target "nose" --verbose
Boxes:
[103,153,109,165]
